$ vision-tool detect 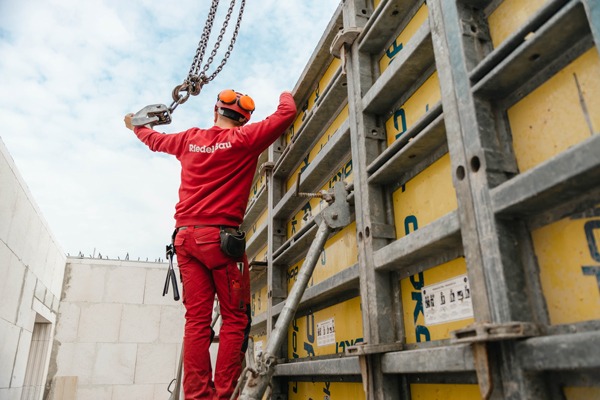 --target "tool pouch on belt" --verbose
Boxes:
[220,227,246,259]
